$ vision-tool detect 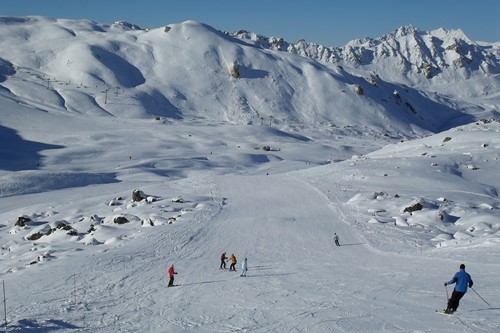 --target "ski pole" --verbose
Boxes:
[471,287,492,308]
[445,284,449,300]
